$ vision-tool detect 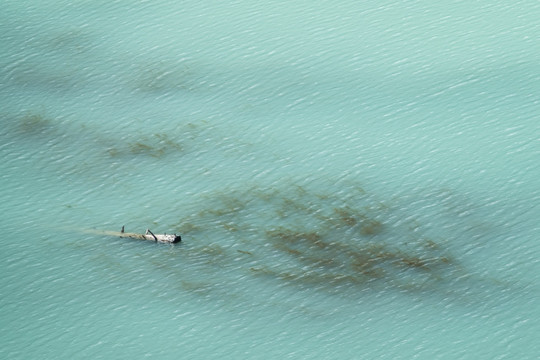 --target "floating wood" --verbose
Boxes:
[119,226,181,243]
[78,227,182,243]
